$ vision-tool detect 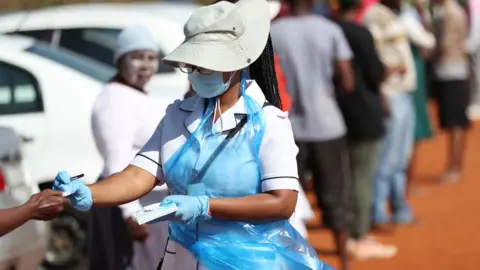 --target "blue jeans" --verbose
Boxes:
[373,93,415,224]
